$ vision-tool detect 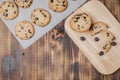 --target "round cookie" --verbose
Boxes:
[48,0,68,12]
[90,22,109,35]
[14,20,35,40]
[93,33,111,53]
[70,13,92,32]
[13,0,33,8]
[0,1,19,20]
[31,8,51,27]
